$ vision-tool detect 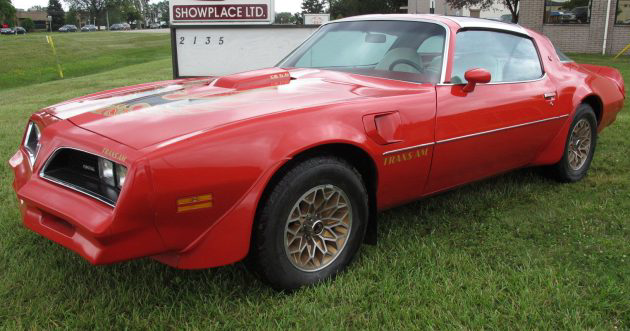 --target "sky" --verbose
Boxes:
[12,0,302,12]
